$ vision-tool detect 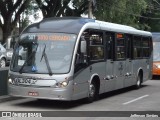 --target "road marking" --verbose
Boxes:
[123,95,149,105]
